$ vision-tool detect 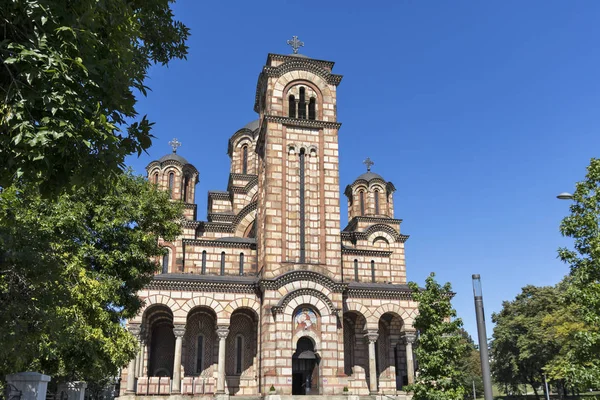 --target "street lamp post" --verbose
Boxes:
[472,274,494,400]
